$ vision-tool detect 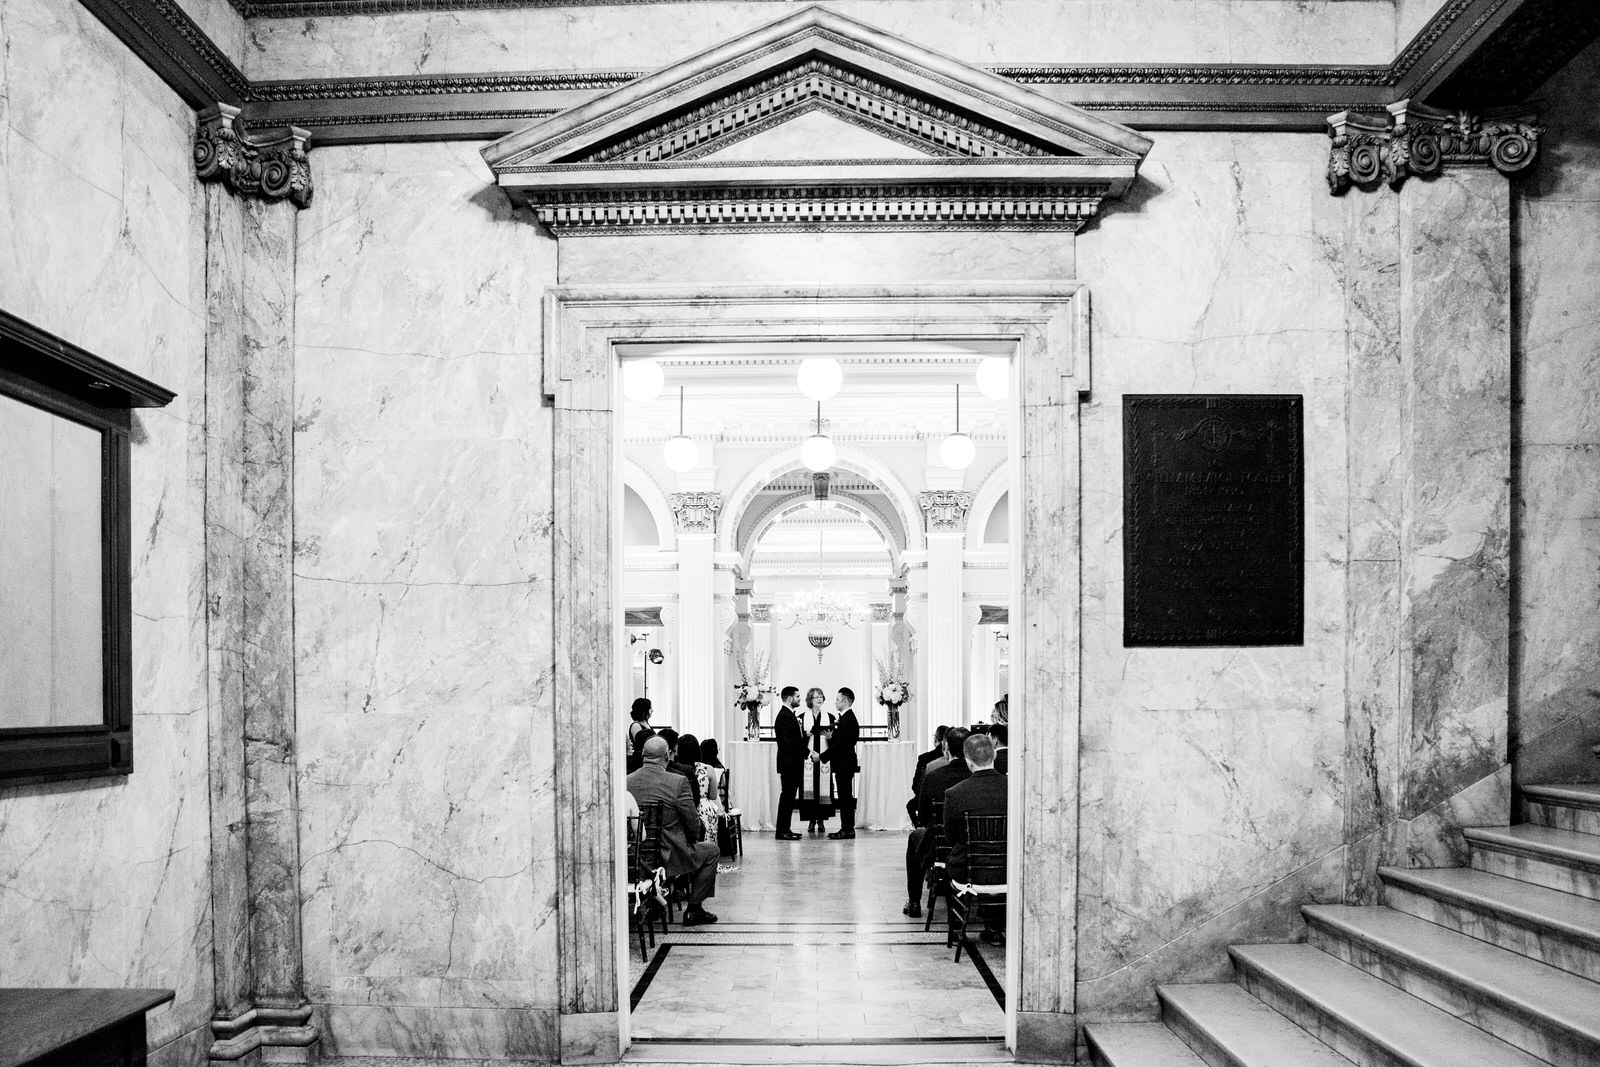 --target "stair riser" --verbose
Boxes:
[1232,966,1417,1067]
[1527,801,1600,838]
[1472,849,1600,901]
[1157,999,1243,1067]
[1381,882,1600,983]
[1307,922,1600,1067]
